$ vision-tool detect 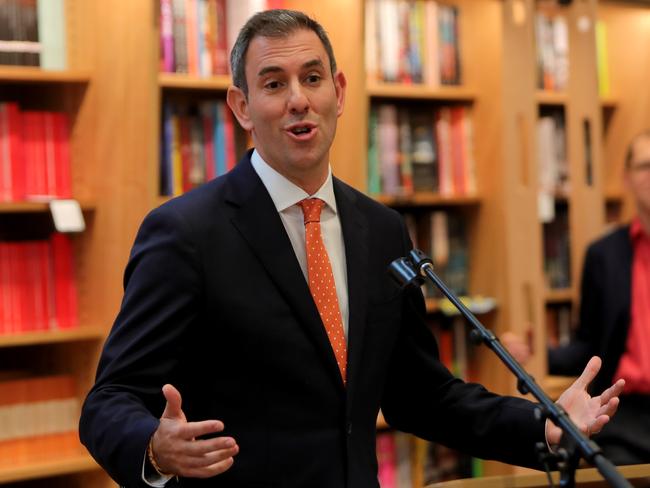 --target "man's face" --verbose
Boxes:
[626,135,650,217]
[227,29,346,192]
